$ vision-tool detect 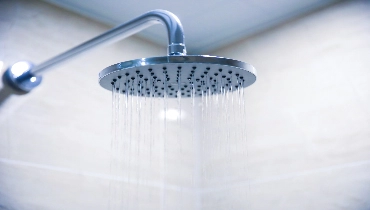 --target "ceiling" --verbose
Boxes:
[42,0,340,54]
